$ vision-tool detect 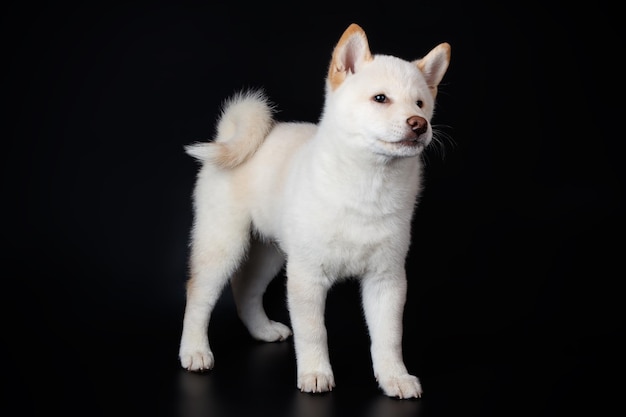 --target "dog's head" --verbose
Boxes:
[323,24,450,159]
